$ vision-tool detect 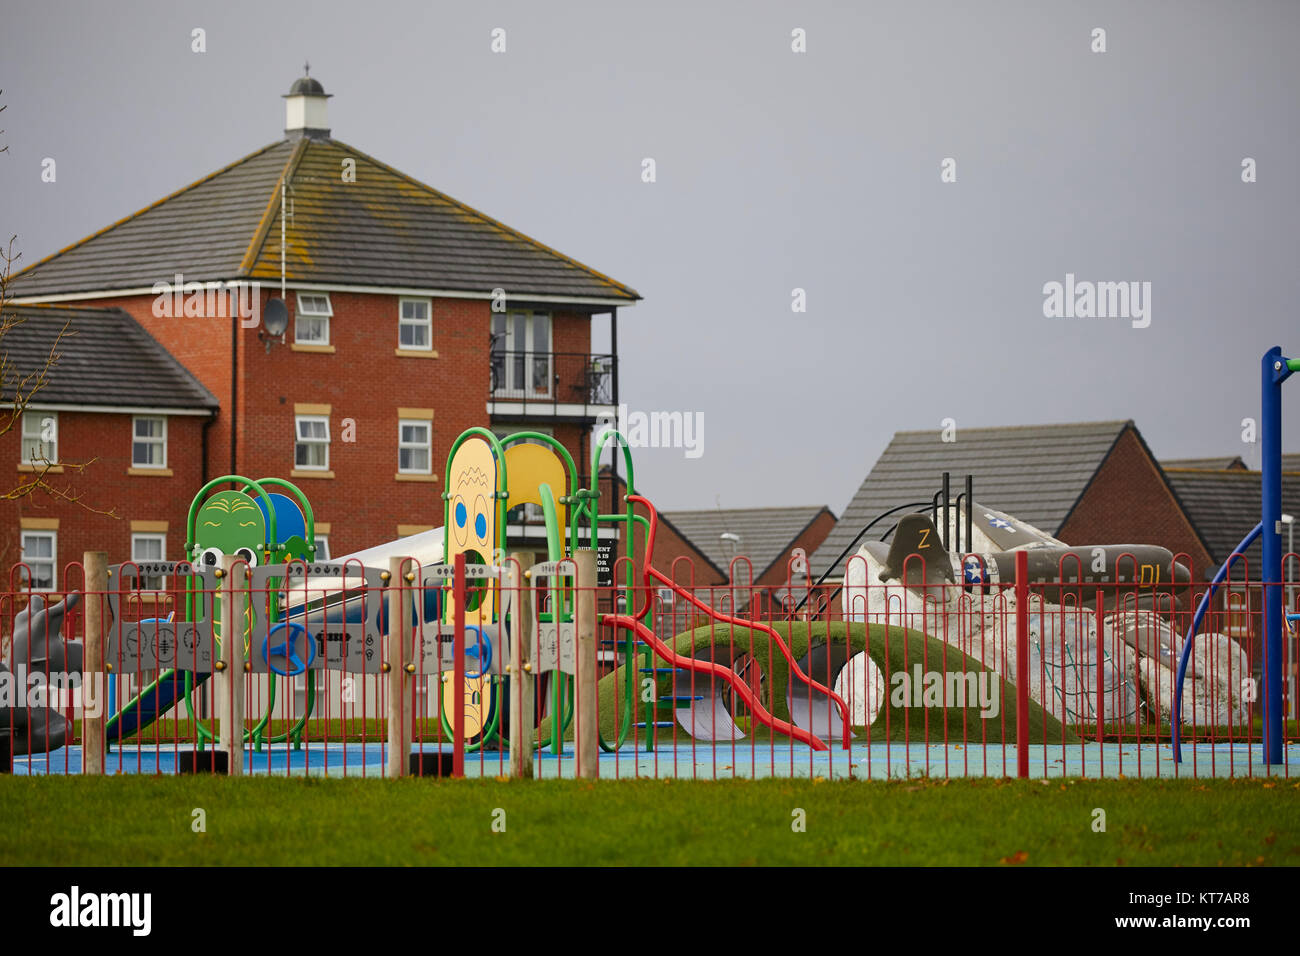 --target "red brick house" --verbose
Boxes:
[1,305,217,588]
[1161,462,1300,658]
[811,420,1215,585]
[664,505,836,588]
[591,469,726,639]
[663,505,836,617]
[8,74,639,563]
